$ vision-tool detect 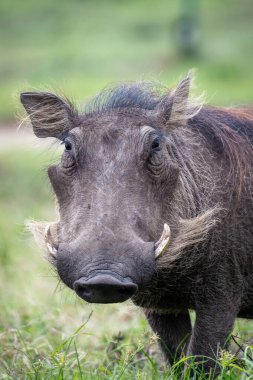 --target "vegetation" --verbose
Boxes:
[1,0,253,378]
